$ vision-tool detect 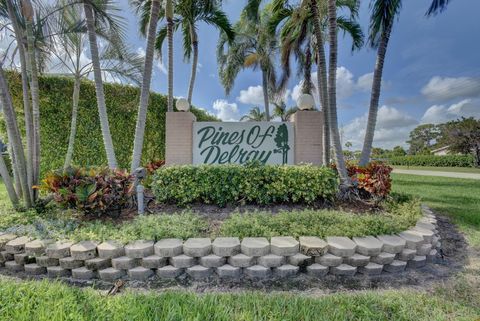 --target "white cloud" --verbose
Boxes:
[237,85,265,106]
[421,99,480,124]
[421,76,480,101]
[356,72,374,91]
[137,47,166,75]
[212,99,240,121]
